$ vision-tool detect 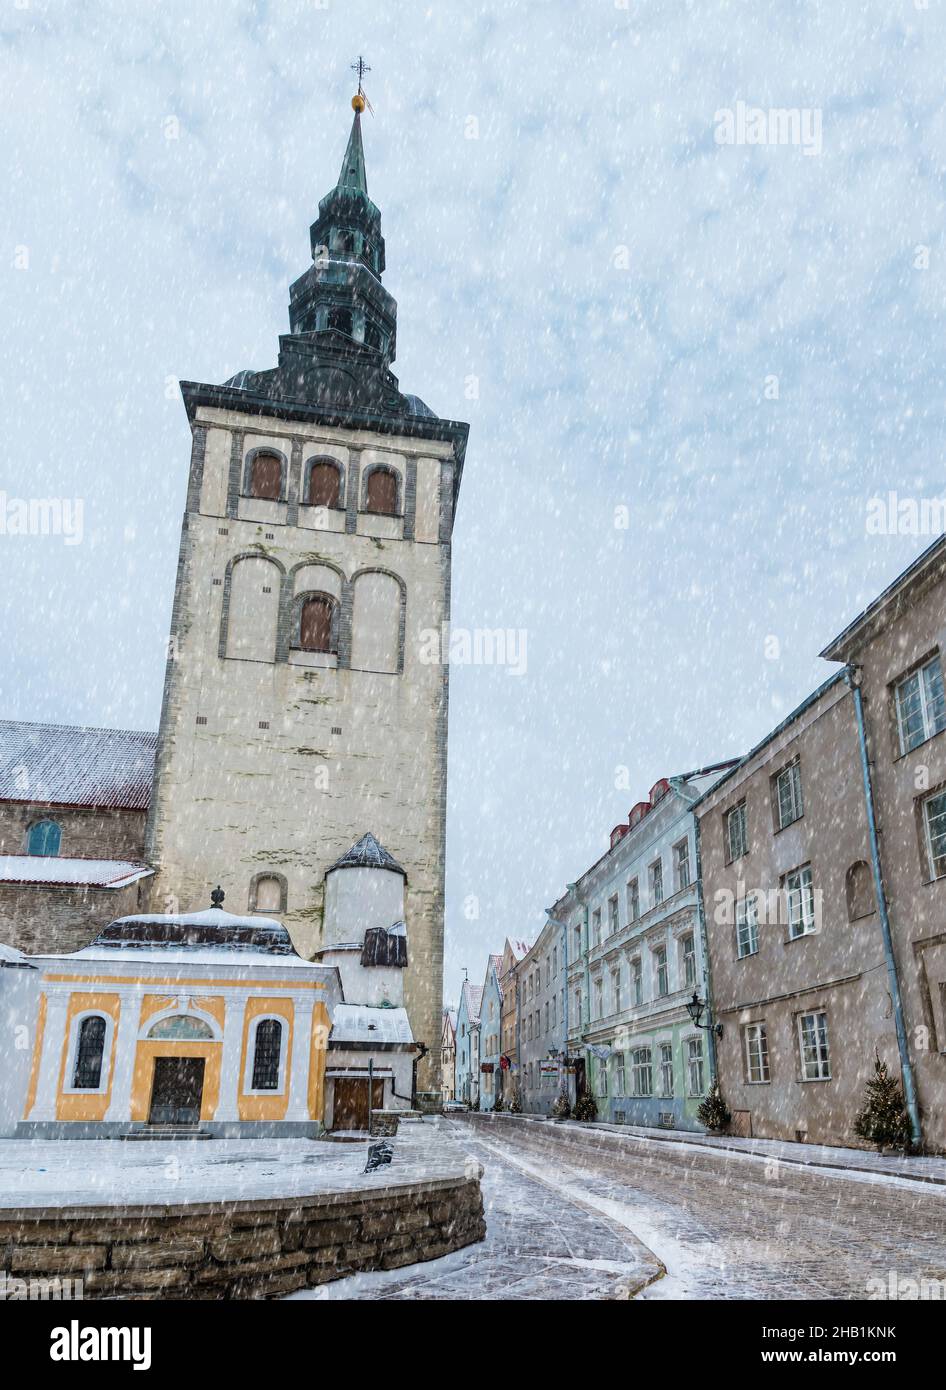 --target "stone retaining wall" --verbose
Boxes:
[0,1173,485,1300]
